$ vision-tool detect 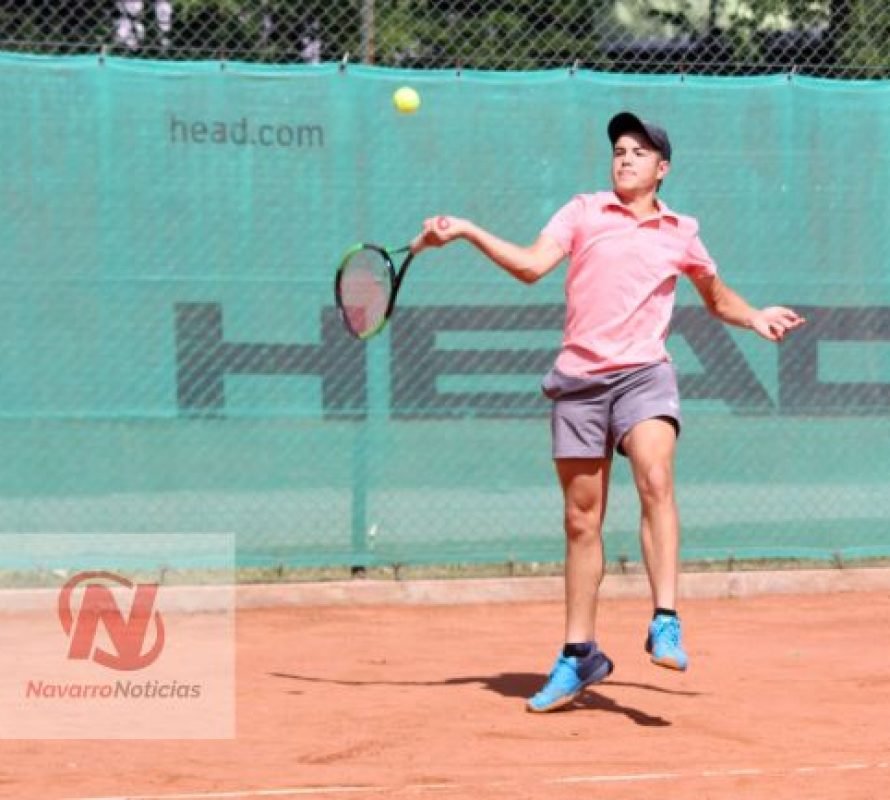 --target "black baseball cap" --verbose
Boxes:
[607,112,672,161]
